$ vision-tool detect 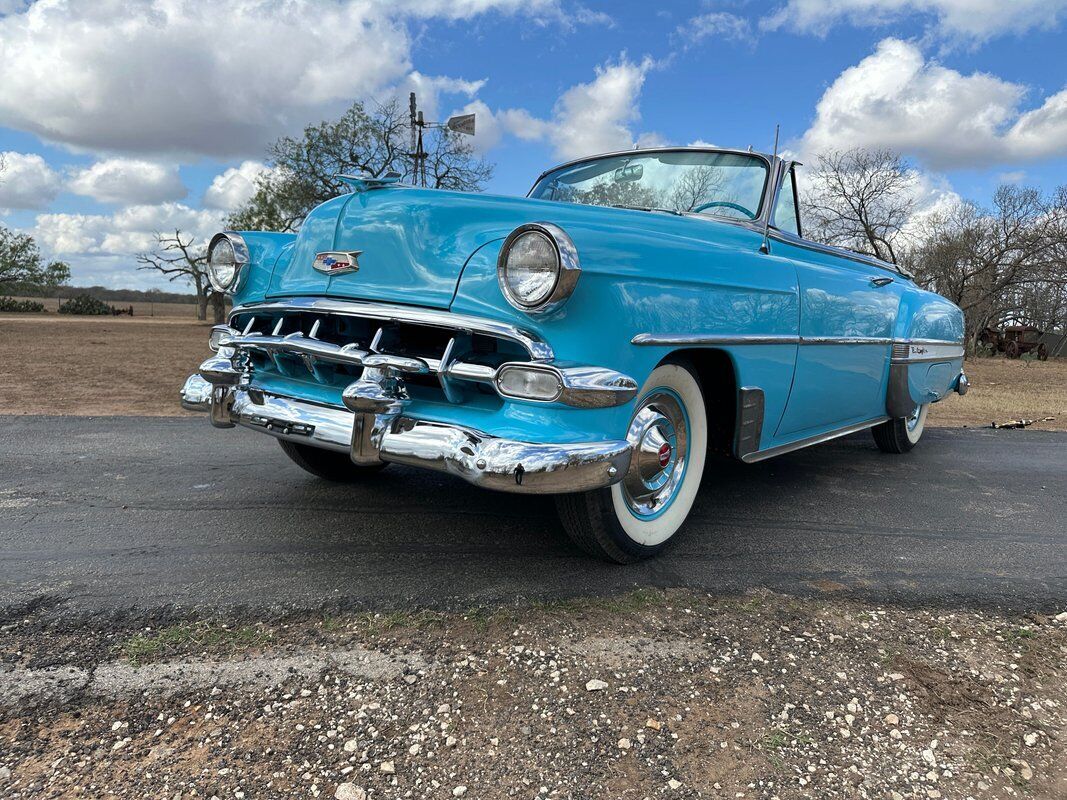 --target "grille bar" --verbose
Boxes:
[221,329,497,388]
[230,297,553,361]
